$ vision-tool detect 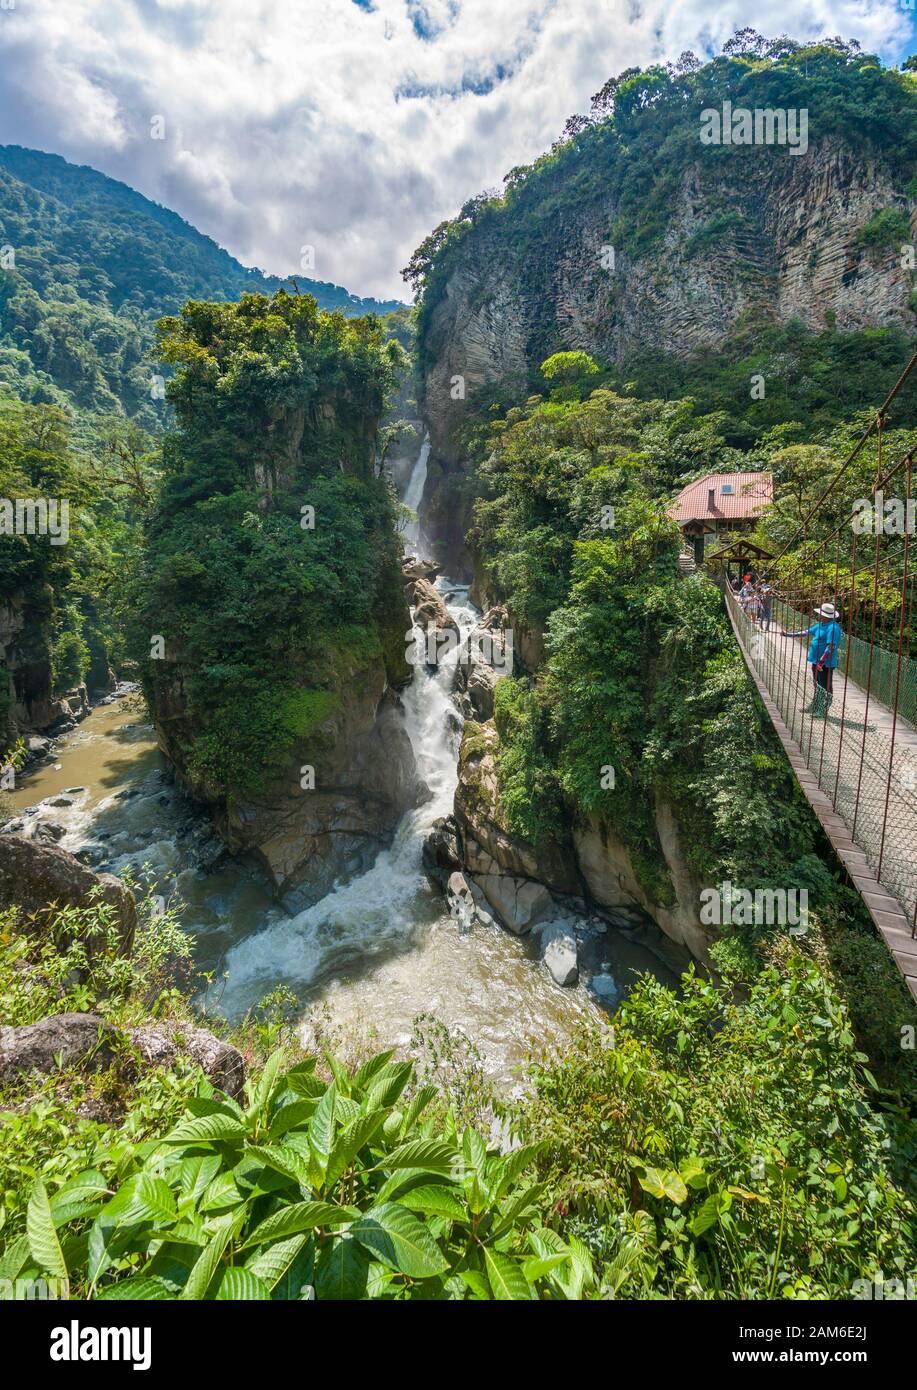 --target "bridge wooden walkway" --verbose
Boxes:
[726,590,917,1003]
